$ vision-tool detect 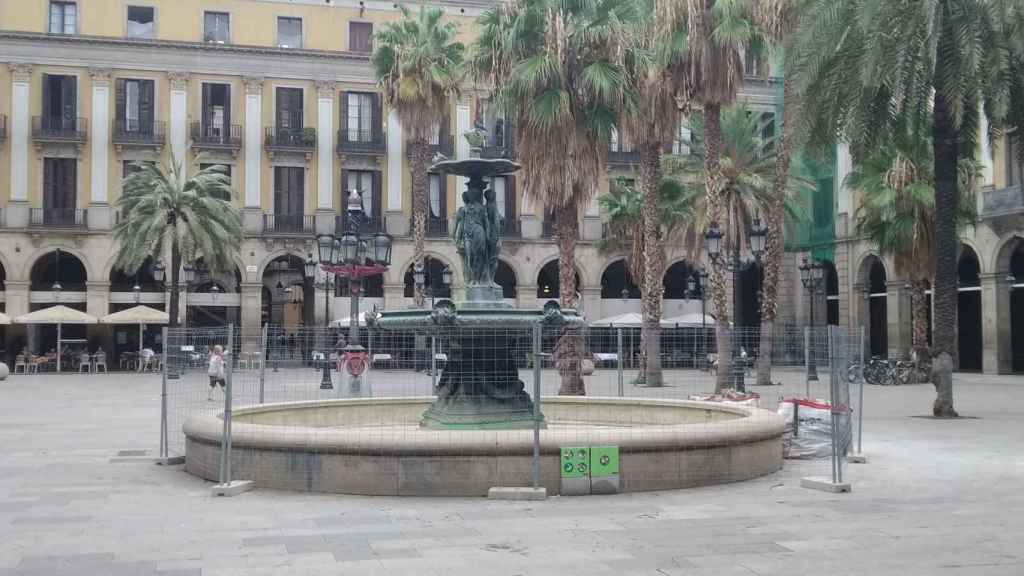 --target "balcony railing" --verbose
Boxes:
[481,135,515,160]
[428,135,455,159]
[112,119,165,147]
[337,129,385,155]
[608,144,640,166]
[542,218,556,239]
[262,213,315,235]
[503,218,521,238]
[29,208,87,229]
[191,122,241,150]
[425,217,449,238]
[264,127,316,152]
[0,114,6,143]
[32,116,88,144]
[335,214,383,236]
